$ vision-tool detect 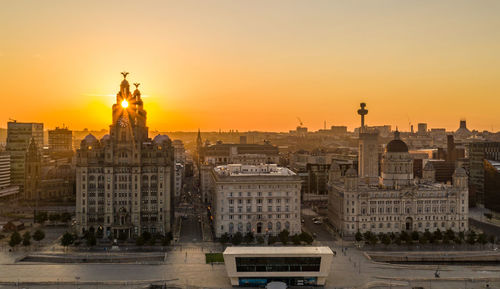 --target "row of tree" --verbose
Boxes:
[76,230,174,247]
[35,211,72,224]
[219,230,314,246]
[9,229,45,248]
[355,229,495,246]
